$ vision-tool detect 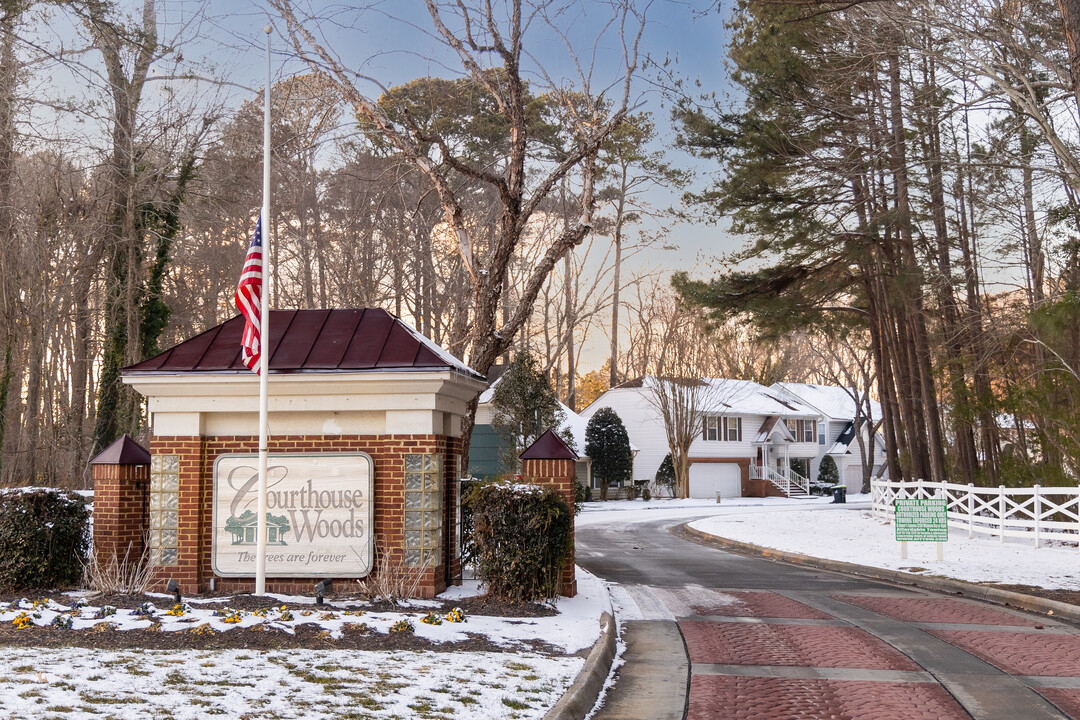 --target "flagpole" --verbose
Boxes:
[255,25,272,597]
